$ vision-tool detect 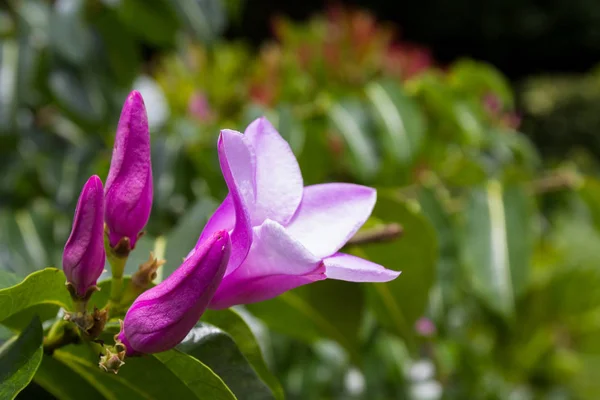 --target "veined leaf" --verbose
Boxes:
[0,269,73,323]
